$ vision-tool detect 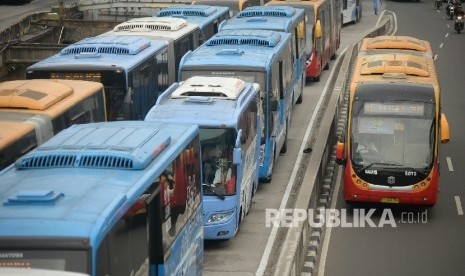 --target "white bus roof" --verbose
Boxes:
[105,17,200,40]
[171,76,247,99]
